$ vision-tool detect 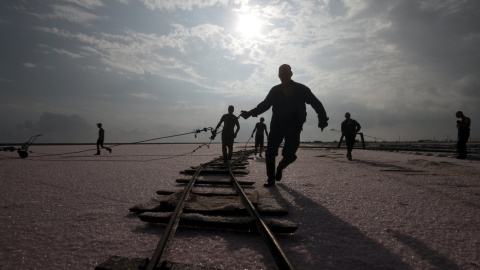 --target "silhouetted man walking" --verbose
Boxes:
[214,105,240,163]
[251,117,269,157]
[95,123,112,155]
[341,112,361,160]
